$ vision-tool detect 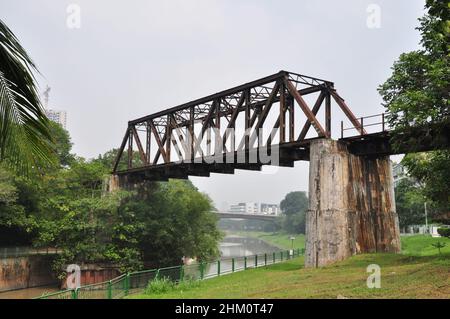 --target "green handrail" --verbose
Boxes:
[107,280,112,299]
[217,260,221,276]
